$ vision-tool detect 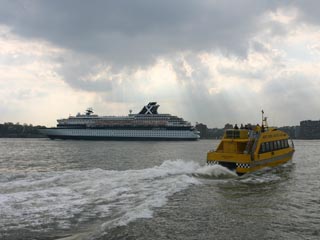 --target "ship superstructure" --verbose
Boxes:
[41,102,200,140]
